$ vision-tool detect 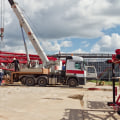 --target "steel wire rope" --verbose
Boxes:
[19,6,43,44]
[0,0,5,49]
[17,5,47,55]
[0,0,5,30]
[22,12,53,55]
[1,0,5,28]
[19,4,52,55]
[3,0,5,28]
[0,0,2,26]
